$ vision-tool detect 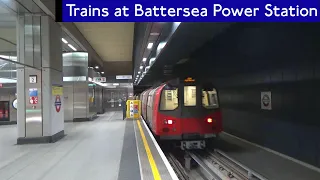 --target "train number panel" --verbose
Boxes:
[140,78,223,150]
